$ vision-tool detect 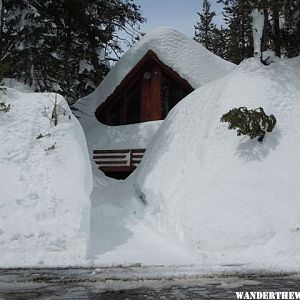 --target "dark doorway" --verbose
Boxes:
[104,171,133,180]
[162,75,190,118]
[126,80,141,124]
